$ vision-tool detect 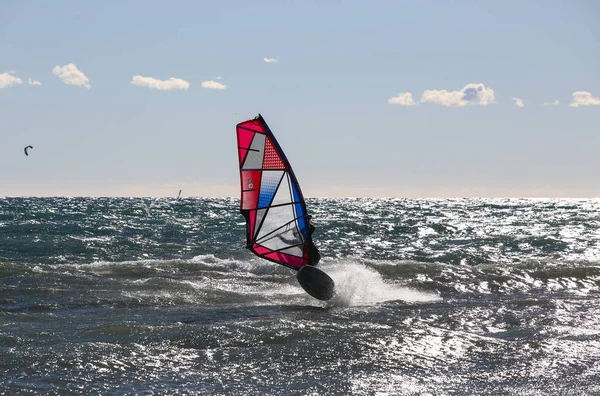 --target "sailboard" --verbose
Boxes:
[176,190,182,201]
[236,114,335,300]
